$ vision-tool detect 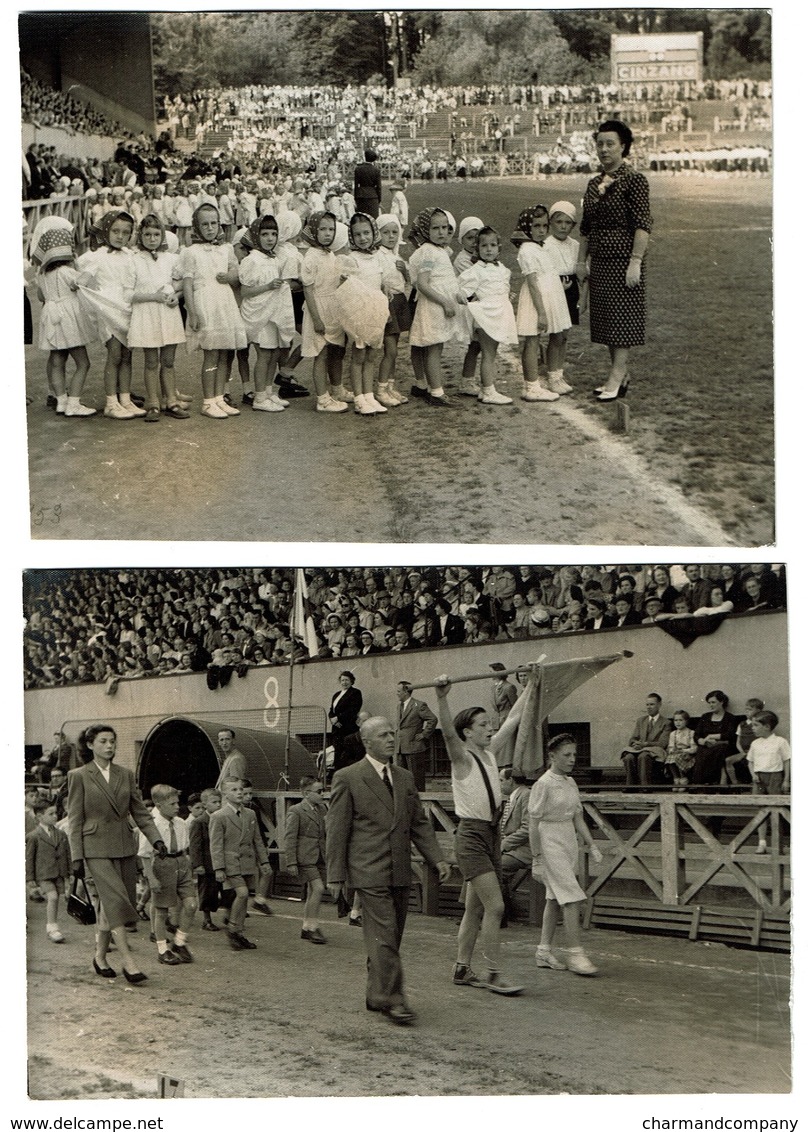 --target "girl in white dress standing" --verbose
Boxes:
[238,215,296,414]
[457,226,518,405]
[375,213,411,407]
[128,213,189,423]
[528,733,602,975]
[300,210,349,414]
[542,200,582,395]
[514,205,570,403]
[177,204,247,419]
